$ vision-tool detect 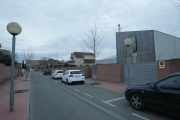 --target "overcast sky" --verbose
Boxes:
[0,0,180,62]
